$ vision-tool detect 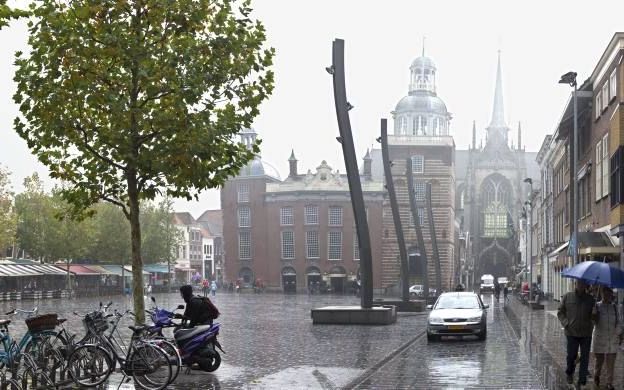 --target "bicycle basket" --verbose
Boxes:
[25,314,58,333]
[83,311,109,334]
